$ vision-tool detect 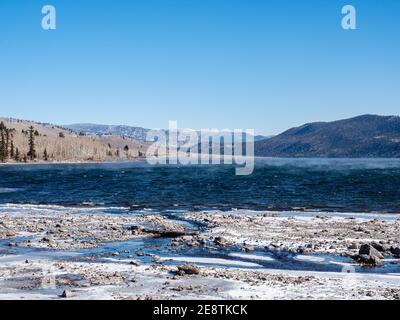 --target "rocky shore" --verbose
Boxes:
[1,210,400,300]
[183,212,400,265]
[0,212,187,250]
